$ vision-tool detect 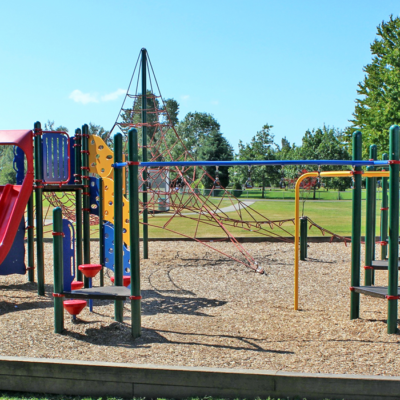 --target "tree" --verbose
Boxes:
[164,98,179,127]
[198,129,233,189]
[297,126,351,192]
[349,15,400,158]
[44,120,68,133]
[0,146,16,185]
[175,112,221,161]
[229,124,280,196]
[89,123,111,146]
[119,92,180,161]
